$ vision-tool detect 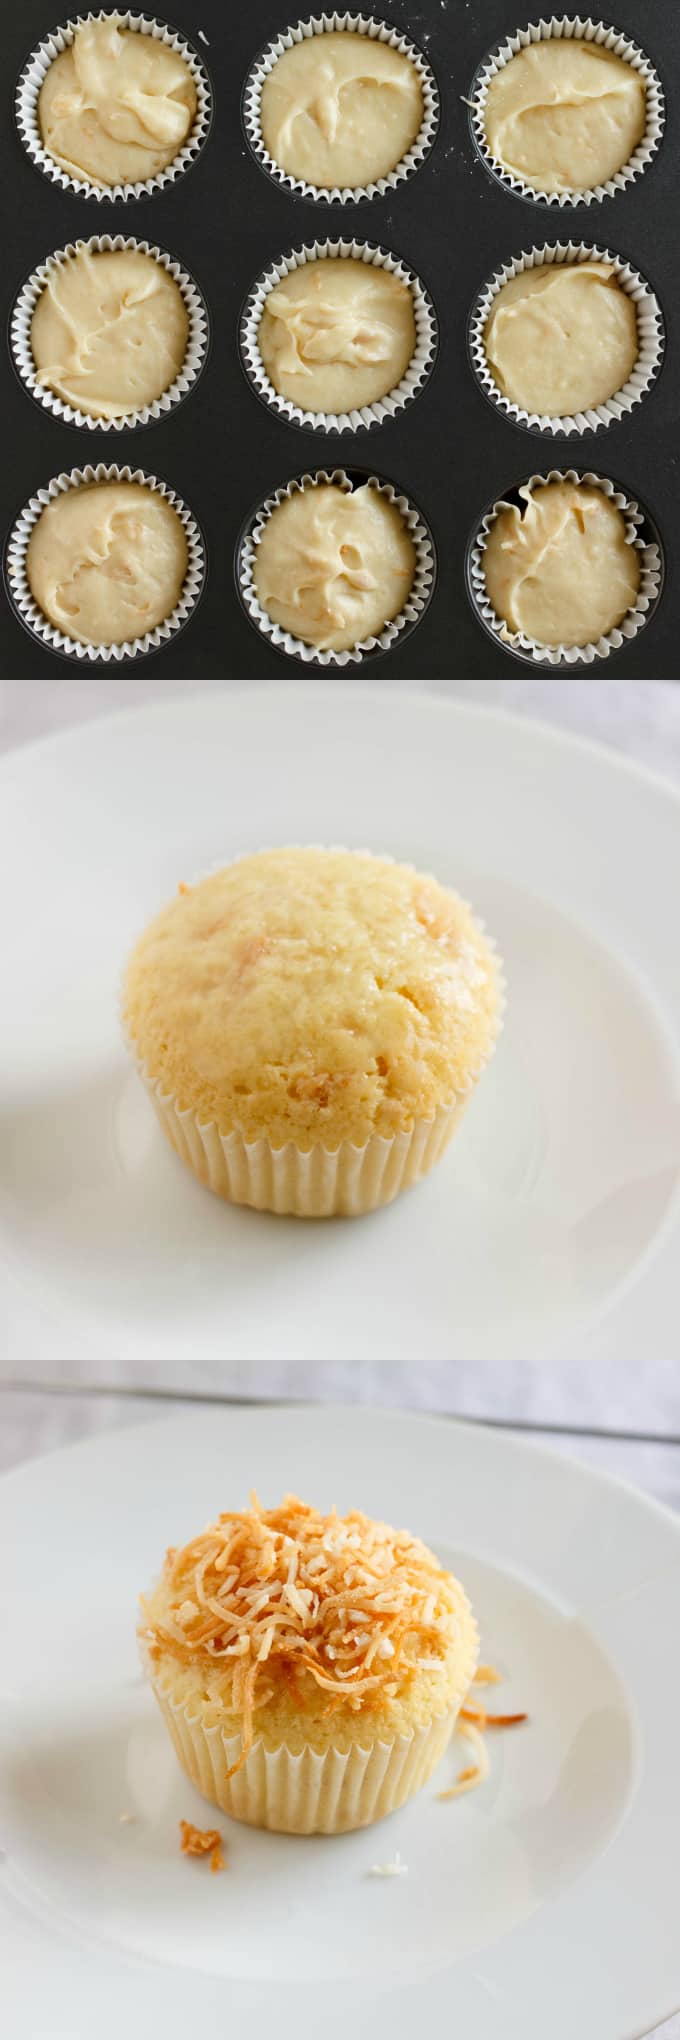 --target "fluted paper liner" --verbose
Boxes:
[469,241,664,438]
[16,10,212,203]
[243,12,439,205]
[240,238,437,435]
[11,235,210,433]
[5,461,205,664]
[237,466,435,667]
[123,847,505,1219]
[468,467,663,667]
[146,1651,473,1833]
[469,15,665,209]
